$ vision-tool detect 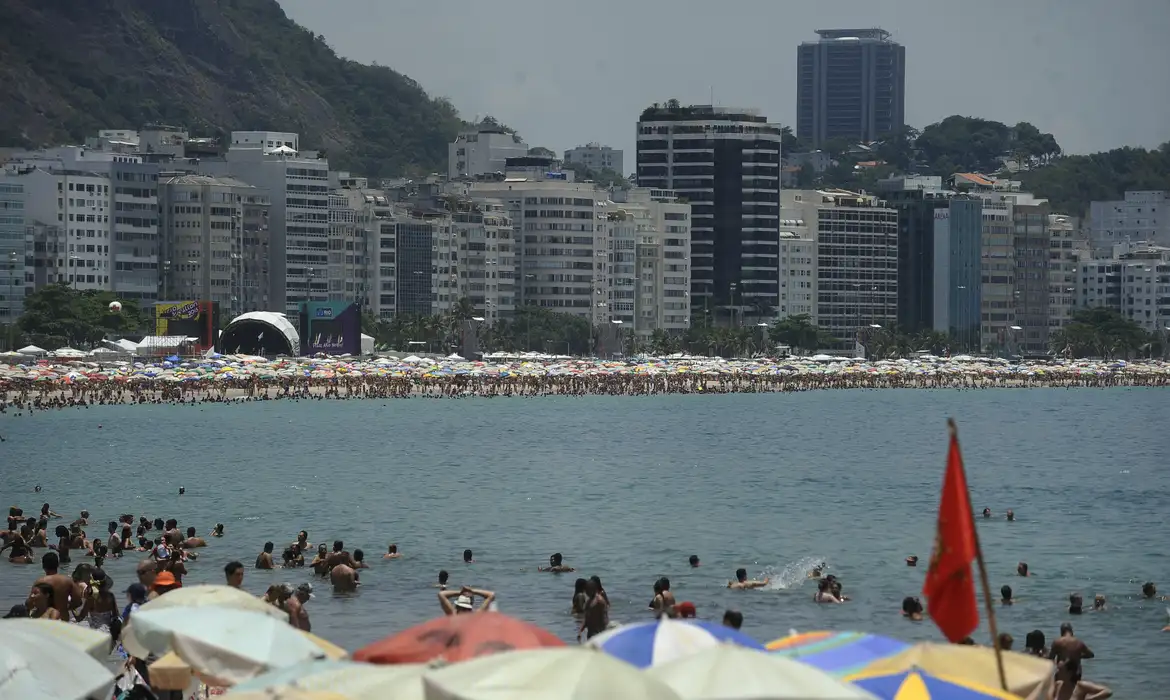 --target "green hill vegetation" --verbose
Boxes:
[0,0,464,176]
